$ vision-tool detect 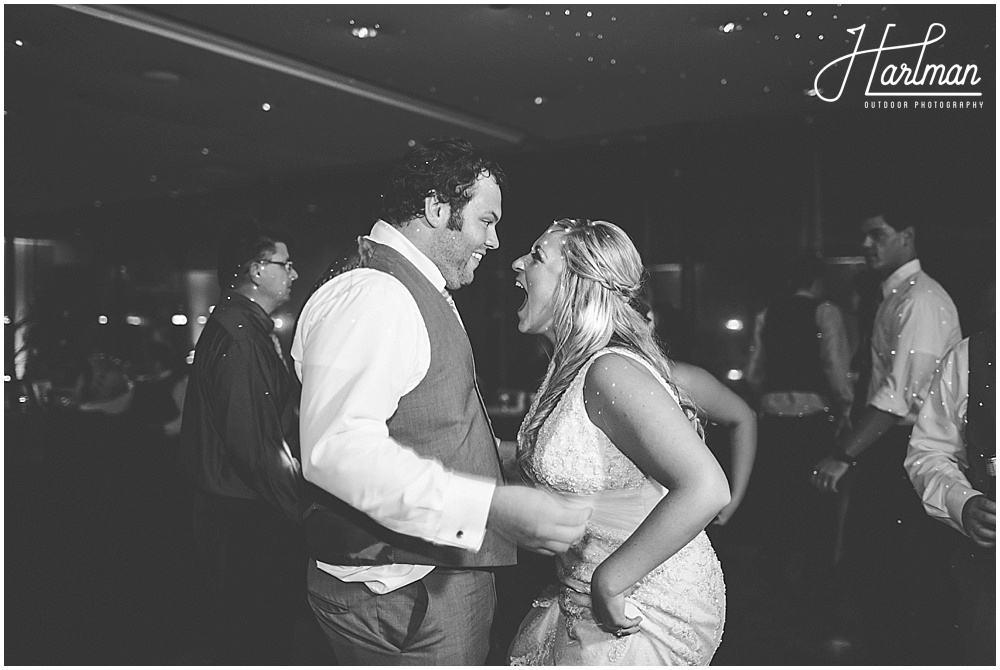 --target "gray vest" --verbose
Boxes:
[303,241,516,567]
